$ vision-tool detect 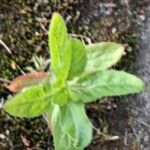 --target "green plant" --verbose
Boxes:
[26,55,50,72]
[3,13,144,150]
